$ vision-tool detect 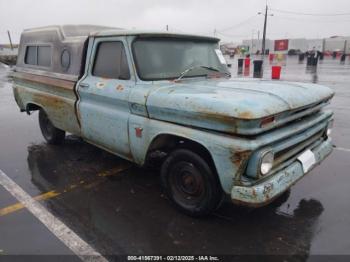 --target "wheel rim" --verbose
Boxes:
[169,161,206,208]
